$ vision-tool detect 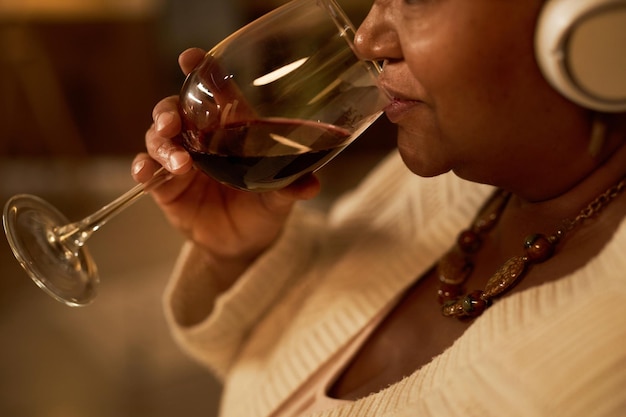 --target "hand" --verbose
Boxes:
[132,48,321,280]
